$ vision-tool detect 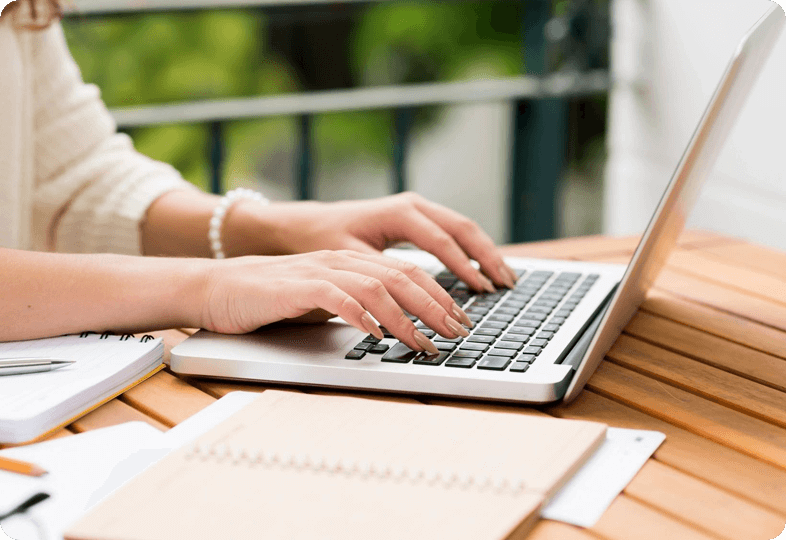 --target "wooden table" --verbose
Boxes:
[39,231,786,539]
